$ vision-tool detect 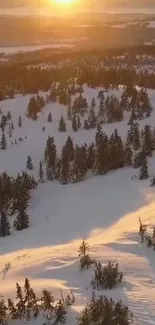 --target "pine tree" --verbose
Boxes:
[77,116,81,129]
[124,145,133,166]
[84,119,90,130]
[7,111,12,120]
[86,143,95,169]
[1,115,7,131]
[58,115,66,132]
[67,99,72,120]
[88,107,96,128]
[72,115,77,132]
[139,157,149,180]
[133,151,143,169]
[127,108,136,125]
[150,176,155,187]
[26,156,33,170]
[0,295,7,324]
[1,131,7,150]
[95,124,103,147]
[0,211,10,237]
[18,116,22,127]
[11,122,14,130]
[80,144,88,178]
[45,137,57,180]
[71,146,83,183]
[142,124,153,156]
[14,206,29,231]
[93,126,108,175]
[59,146,70,184]
[64,136,74,161]
[132,123,140,151]
[8,298,17,320]
[39,161,44,183]
[108,130,124,170]
[16,283,26,318]
[78,240,89,257]
[55,300,67,325]
[24,278,36,309]
[47,112,52,122]
[90,97,95,109]
[120,90,129,111]
[41,289,54,311]
[98,96,104,117]
[9,123,12,138]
